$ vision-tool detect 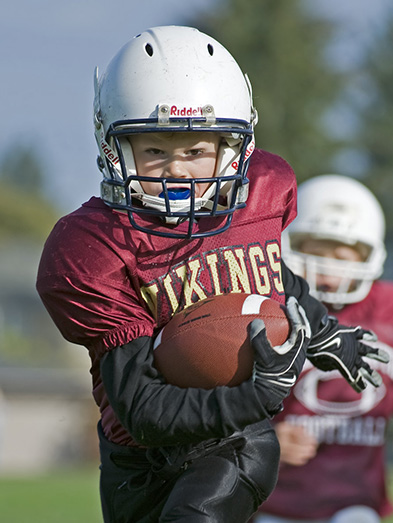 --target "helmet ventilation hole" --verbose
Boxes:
[207,43,214,56]
[145,43,154,56]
